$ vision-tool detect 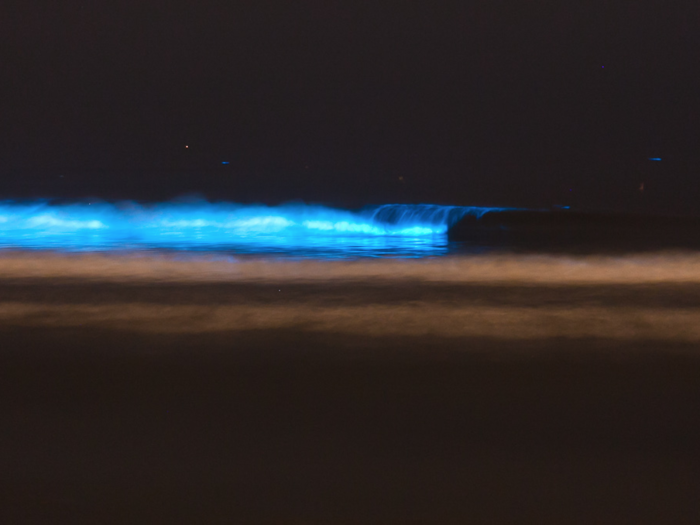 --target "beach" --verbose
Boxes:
[1,252,700,523]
